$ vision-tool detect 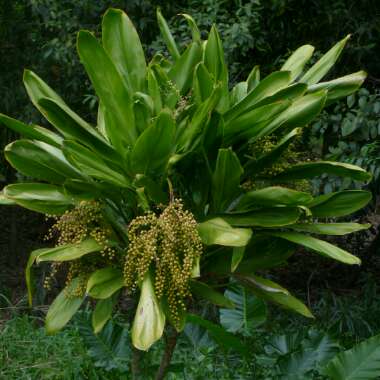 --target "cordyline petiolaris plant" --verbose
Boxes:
[0,8,372,379]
